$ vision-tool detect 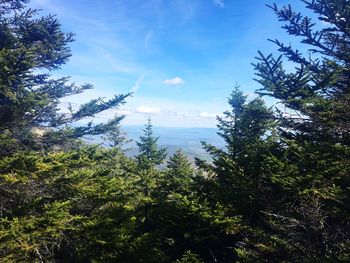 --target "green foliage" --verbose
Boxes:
[102,119,132,149]
[136,118,167,169]
[251,0,350,260]
[175,251,203,263]
[162,150,194,195]
[0,147,137,261]
[1,0,349,262]
[253,0,350,144]
[195,86,287,261]
[197,86,276,217]
[0,0,129,154]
